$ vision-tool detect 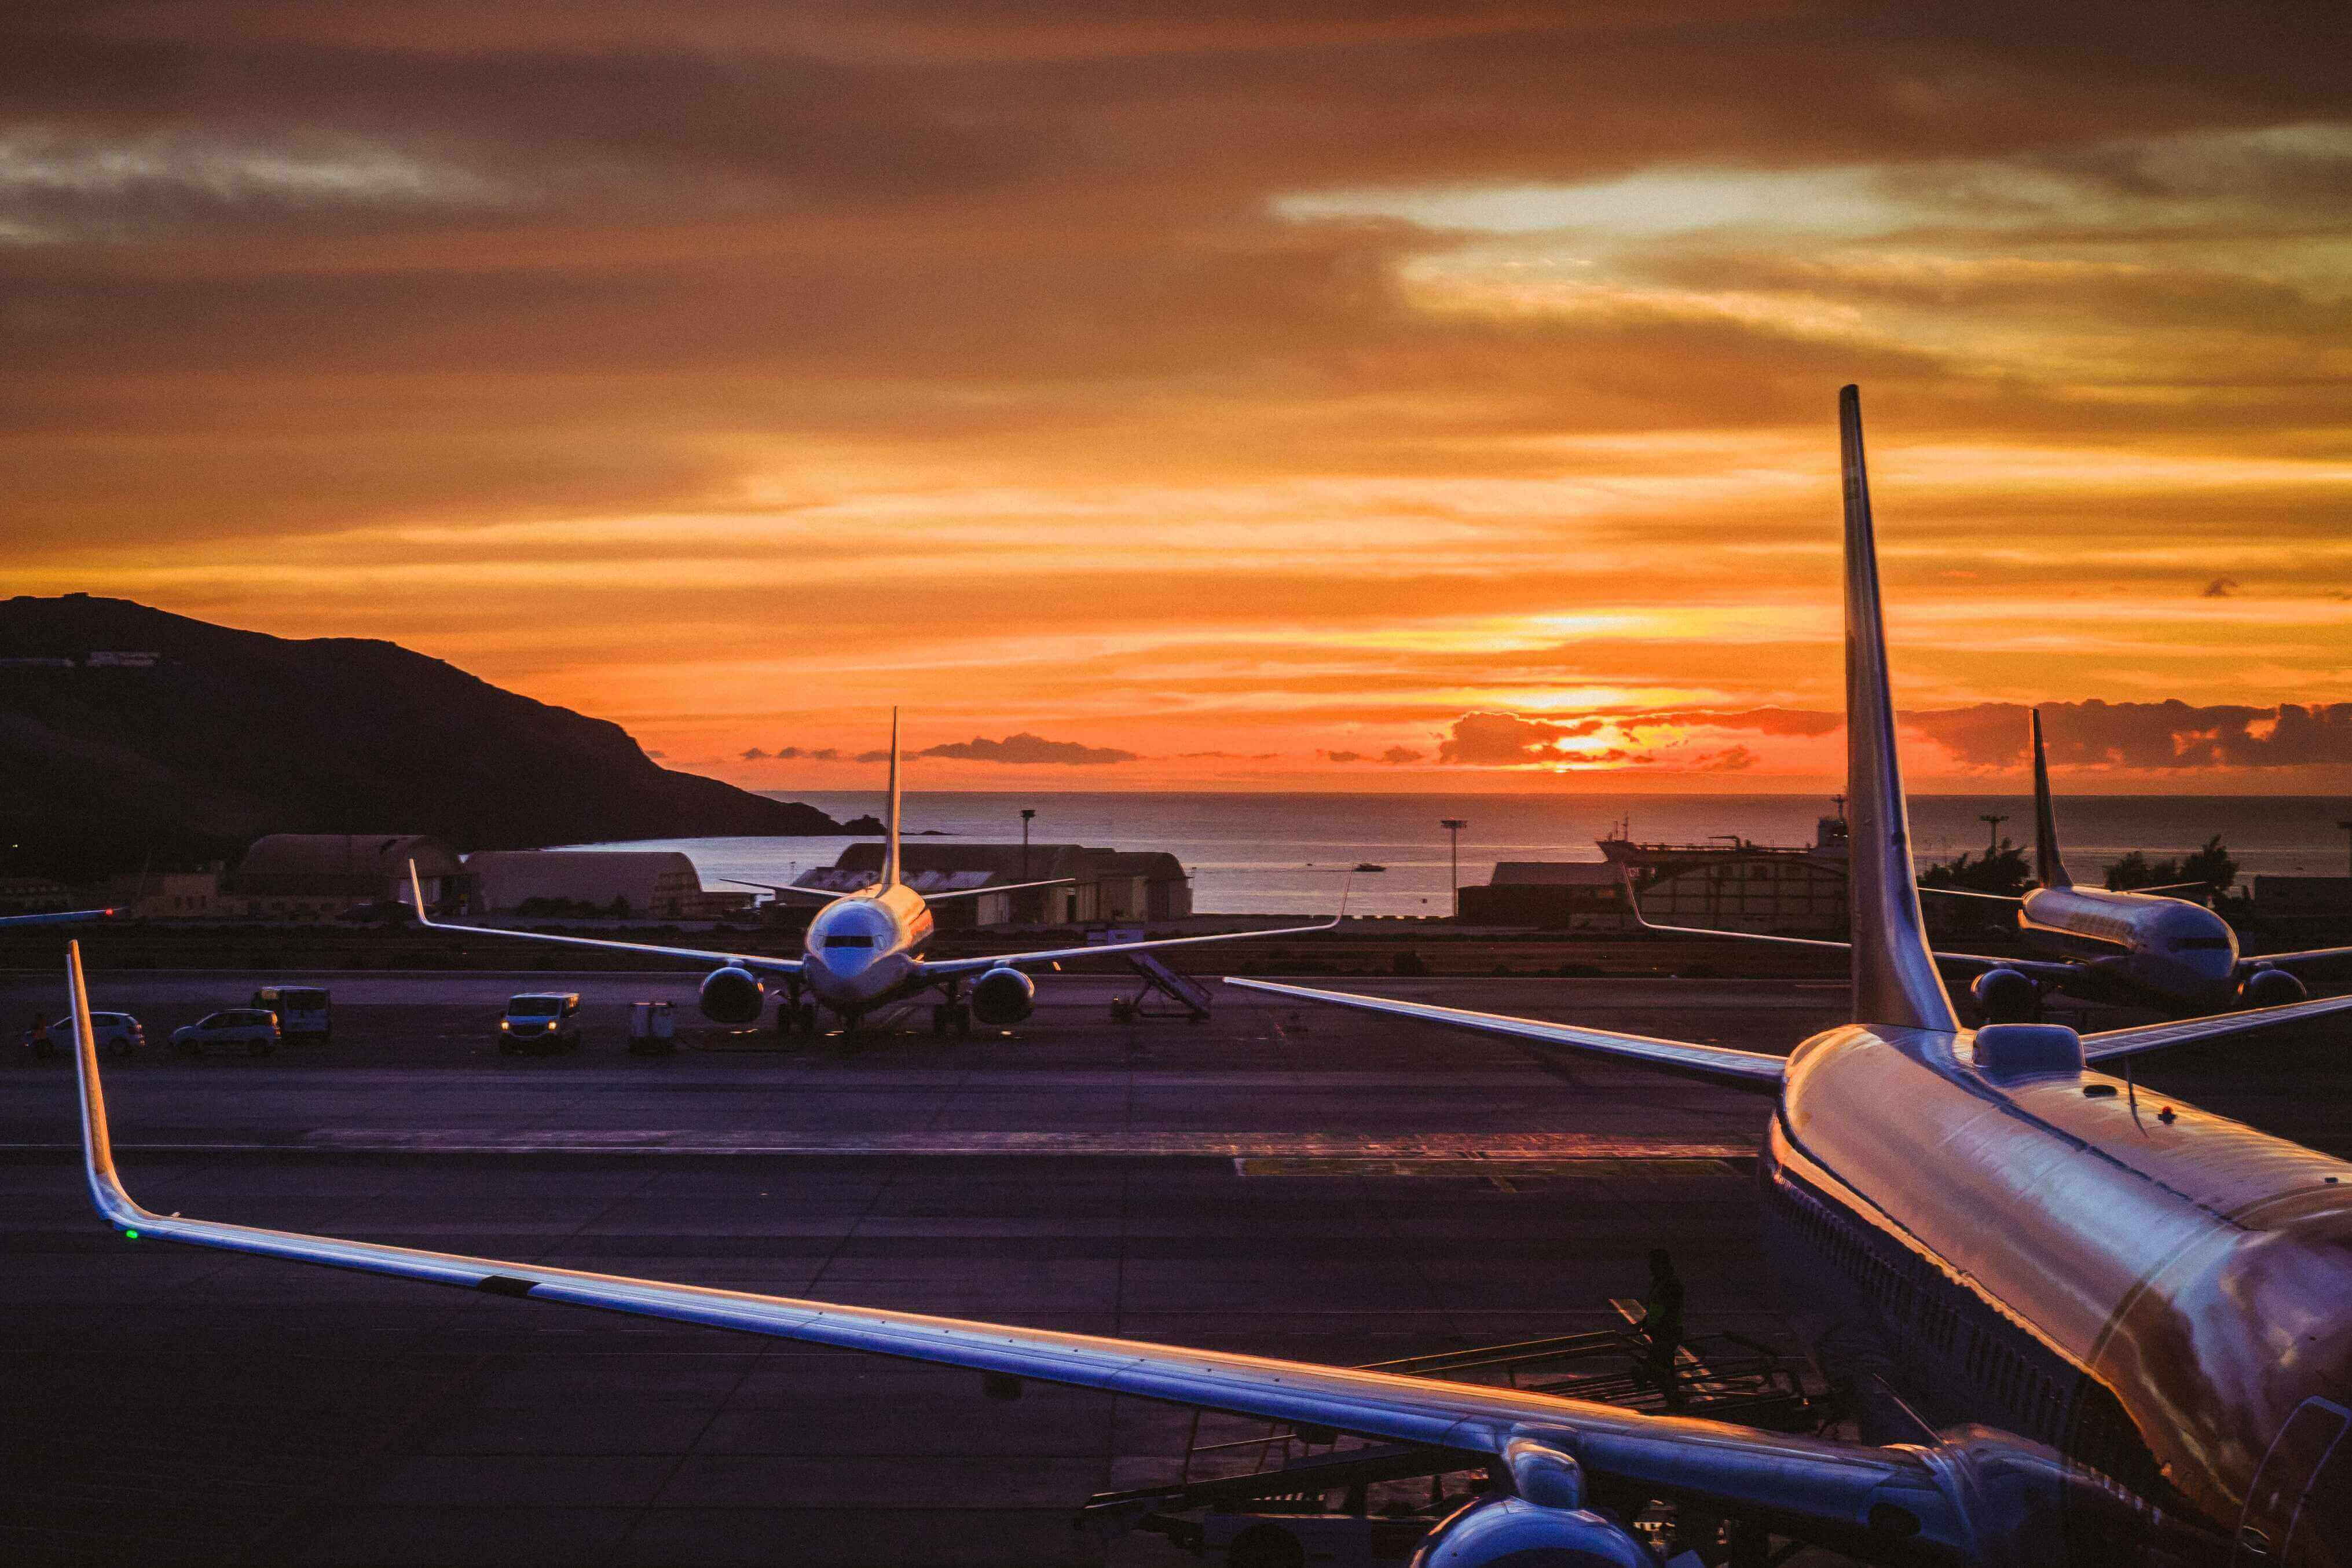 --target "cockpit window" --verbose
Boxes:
[2169,937,2233,951]
[823,934,875,948]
